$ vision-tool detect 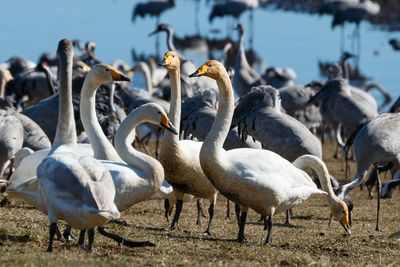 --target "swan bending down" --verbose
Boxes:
[159,51,218,235]
[37,39,119,252]
[189,60,350,243]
